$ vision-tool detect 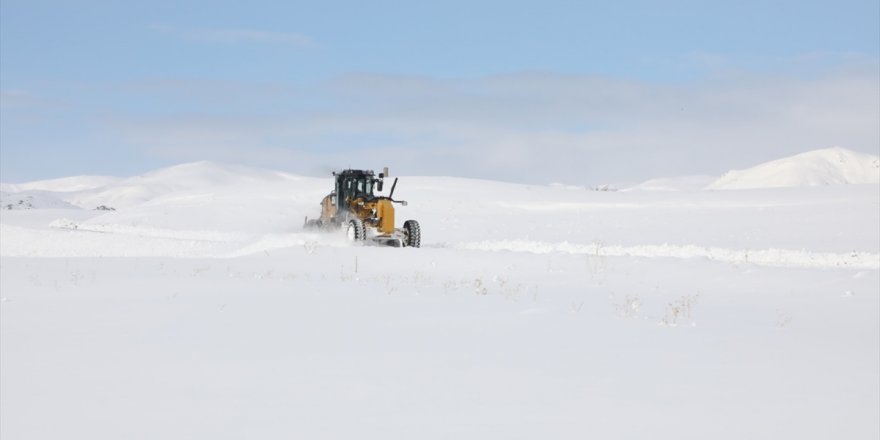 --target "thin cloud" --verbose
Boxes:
[0,89,31,107]
[111,66,878,185]
[11,62,875,185]
[149,24,313,47]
